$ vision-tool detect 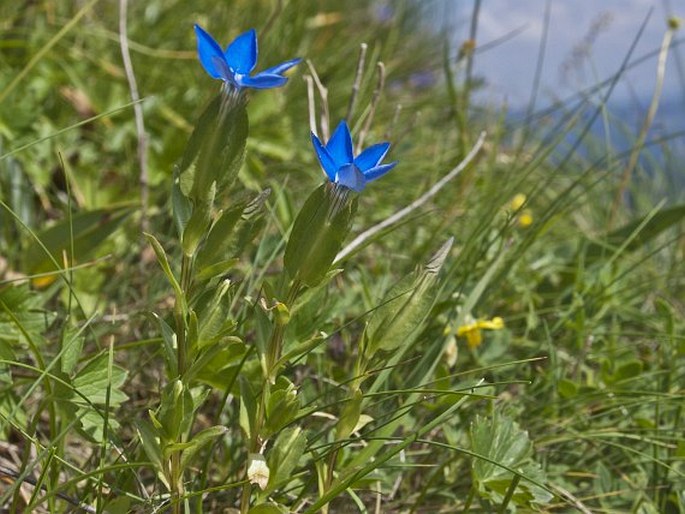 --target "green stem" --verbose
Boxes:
[264,280,301,381]
[240,280,301,512]
[320,446,340,514]
[171,451,183,514]
[176,254,192,377]
[462,486,476,513]
[498,475,520,513]
[170,254,193,513]
[239,480,252,514]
